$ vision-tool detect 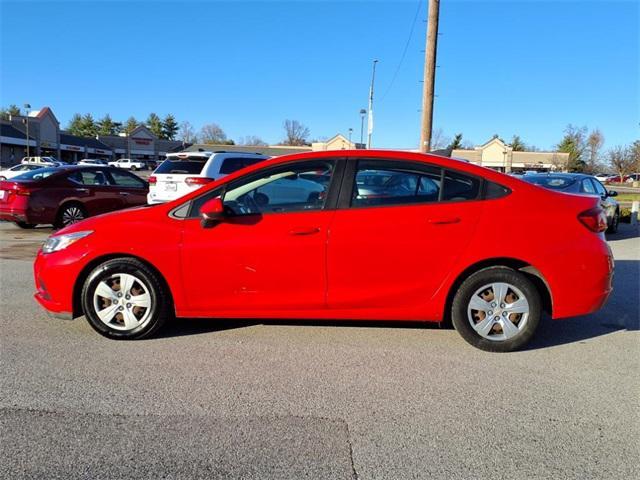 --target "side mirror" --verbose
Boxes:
[607,190,618,197]
[200,197,225,228]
